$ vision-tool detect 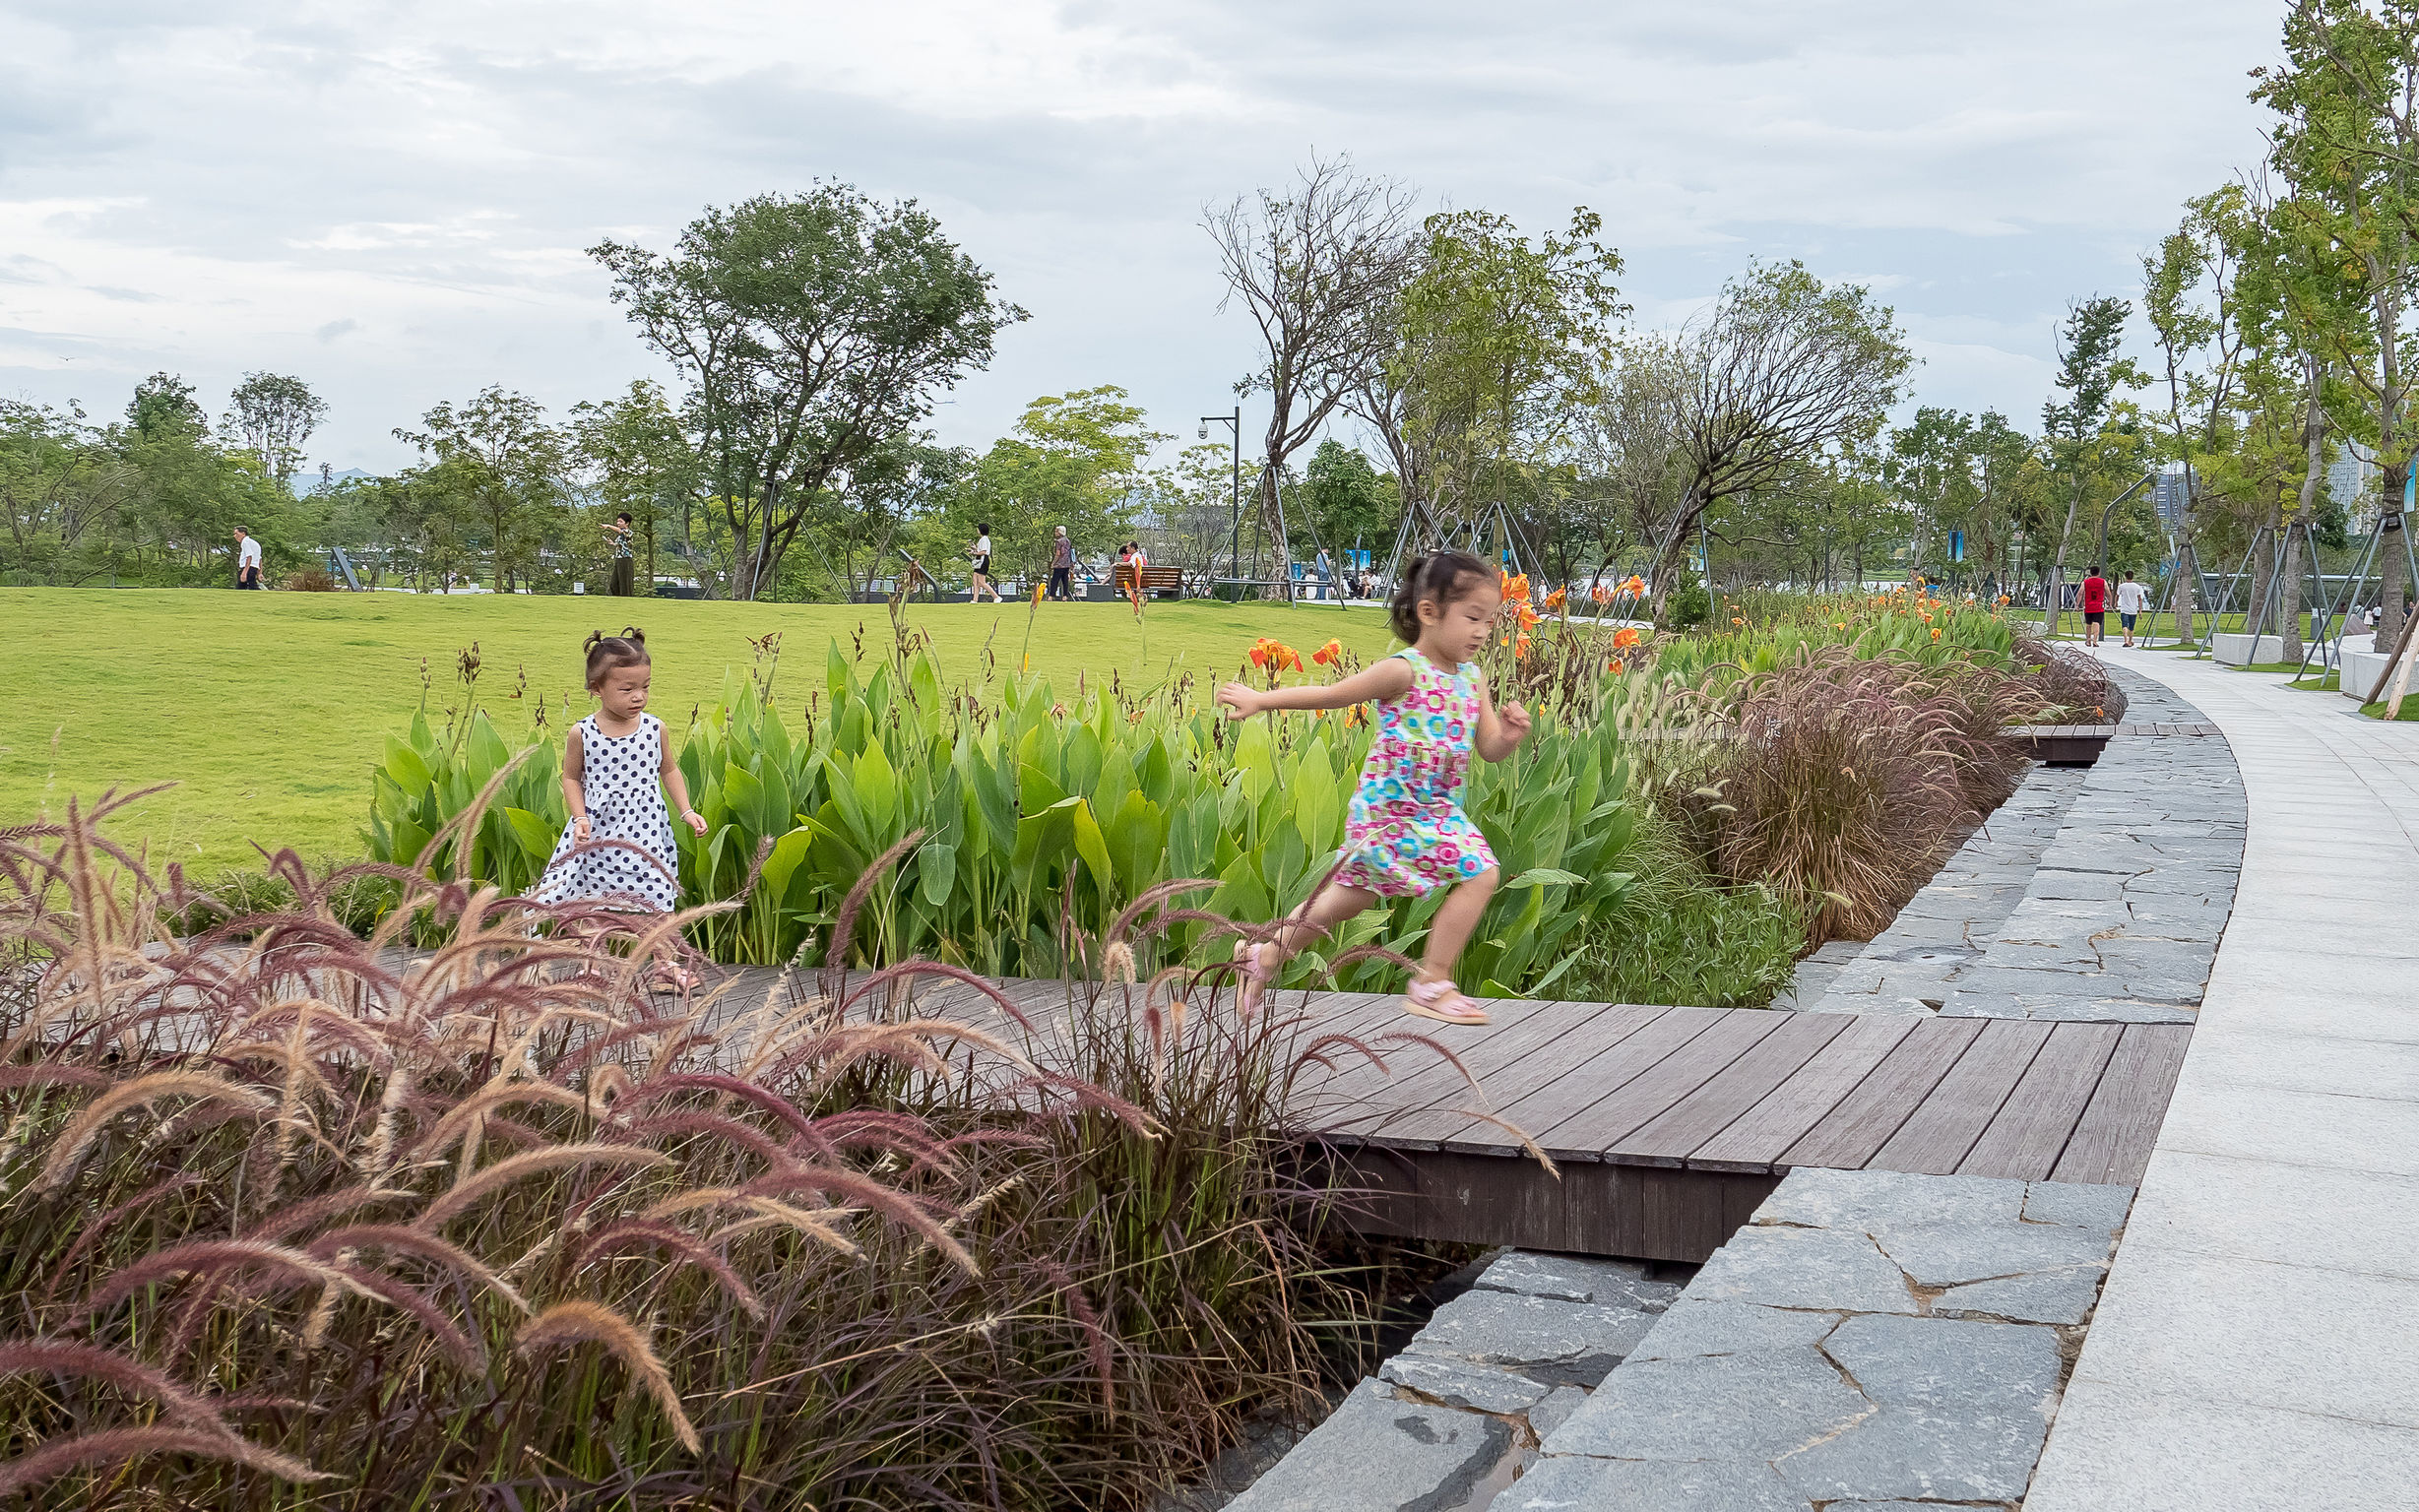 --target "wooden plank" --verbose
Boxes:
[1326,1147,1780,1263]
[2052,1024,2194,1186]
[1956,1022,2125,1179]
[1339,1000,1639,1139]
[1610,1013,1851,1167]
[1781,1017,1986,1170]
[1689,1015,1918,1172]
[1531,1008,1788,1159]
[1279,992,1446,1106]
[1363,1004,1670,1148]
[1867,1018,2055,1175]
[1430,1006,1727,1157]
